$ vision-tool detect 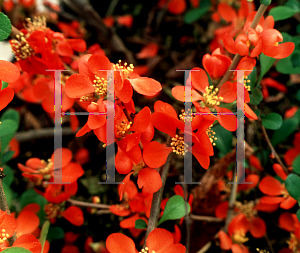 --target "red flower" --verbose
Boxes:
[202,48,231,79]
[106,228,186,253]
